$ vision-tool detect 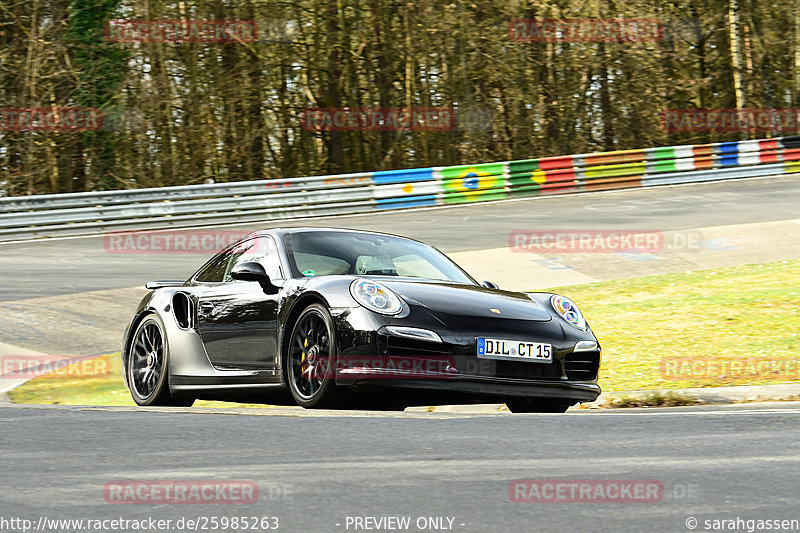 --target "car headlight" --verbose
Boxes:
[350,279,403,315]
[550,295,587,330]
